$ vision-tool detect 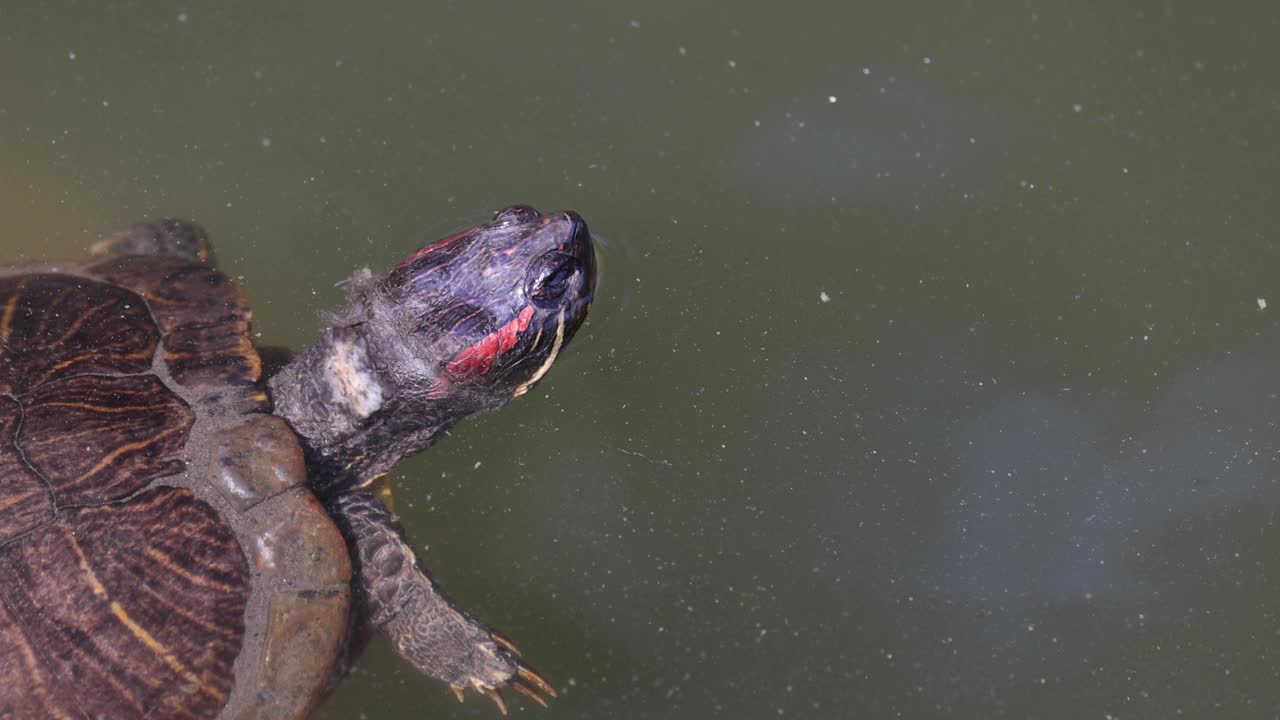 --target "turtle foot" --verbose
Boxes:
[328,490,554,713]
[453,650,558,712]
[446,634,557,714]
[386,606,556,714]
